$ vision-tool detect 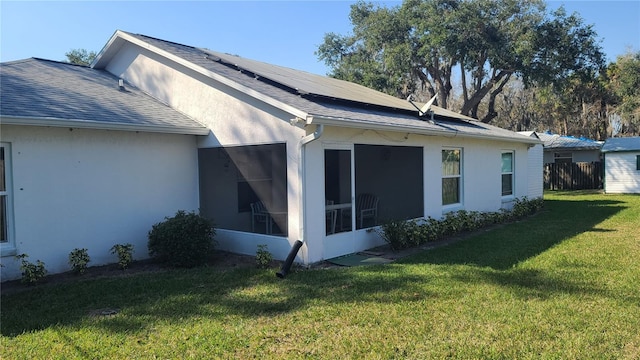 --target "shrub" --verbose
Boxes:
[378,219,412,250]
[256,244,273,269]
[148,210,216,268]
[379,197,544,250]
[68,248,90,274]
[111,243,134,270]
[16,254,47,285]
